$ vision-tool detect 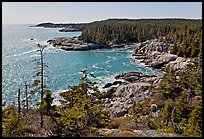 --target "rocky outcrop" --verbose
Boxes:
[114,72,159,84]
[96,39,192,137]
[47,37,130,51]
[166,57,190,71]
[98,128,181,137]
[132,39,189,71]
[134,39,171,55]
[106,83,152,117]
[100,39,190,118]
[101,71,163,117]
[151,53,177,69]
